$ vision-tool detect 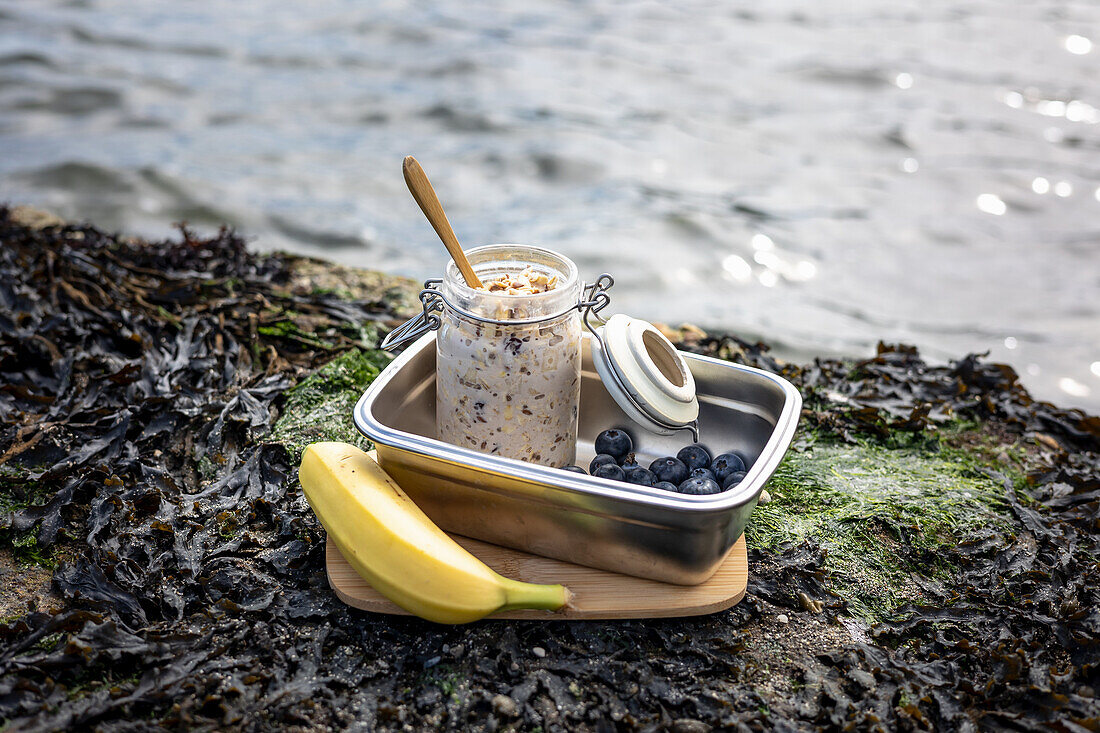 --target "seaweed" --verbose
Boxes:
[1,206,1097,730]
